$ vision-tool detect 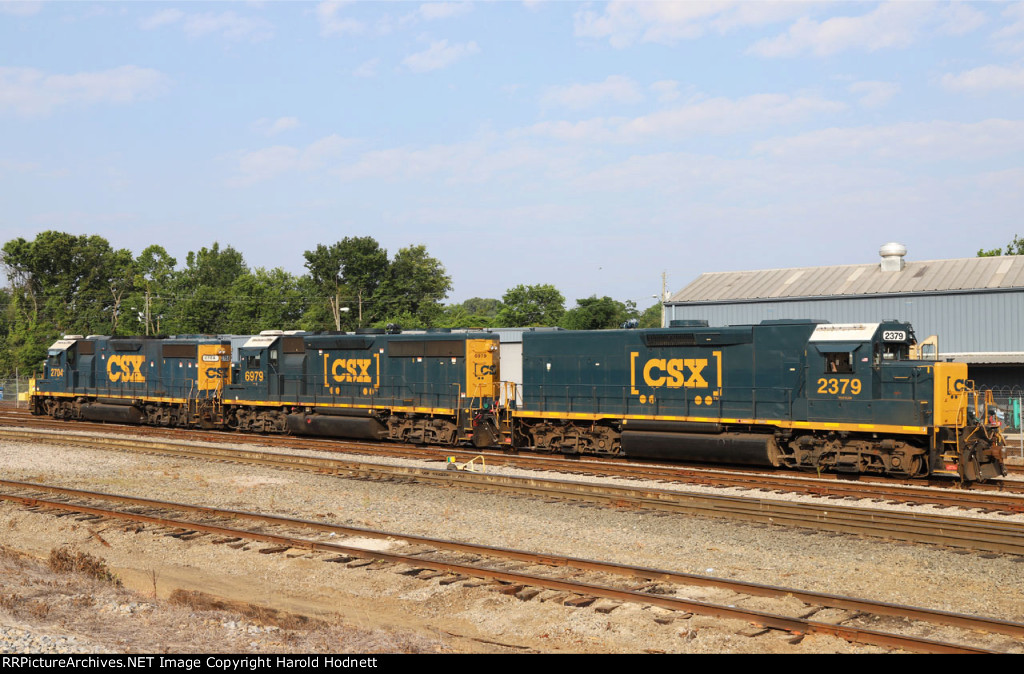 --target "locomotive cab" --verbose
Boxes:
[806,321,929,425]
[43,337,80,391]
[803,321,1004,481]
